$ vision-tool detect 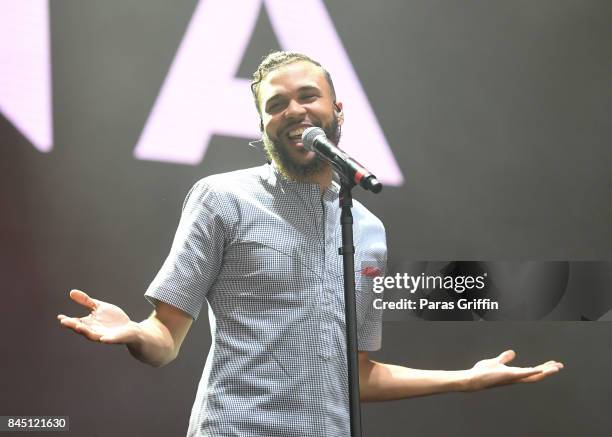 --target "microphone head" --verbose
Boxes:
[302,127,326,152]
[368,177,383,193]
